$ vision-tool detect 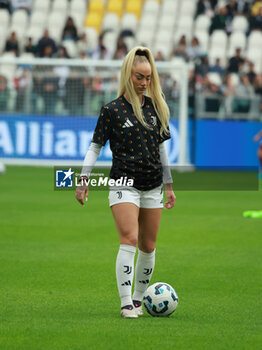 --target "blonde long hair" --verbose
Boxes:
[118,46,170,137]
